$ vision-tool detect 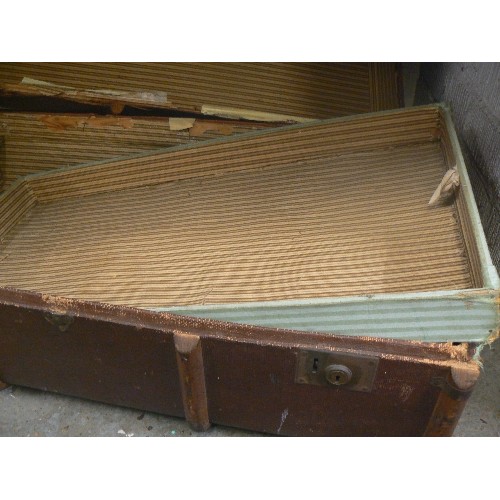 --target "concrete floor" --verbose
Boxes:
[0,385,255,437]
[0,342,498,437]
[453,343,500,436]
